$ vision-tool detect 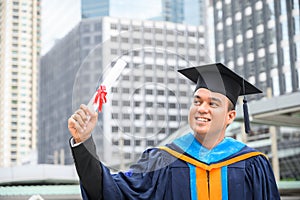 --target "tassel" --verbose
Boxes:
[243,96,251,134]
